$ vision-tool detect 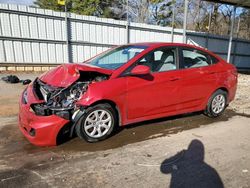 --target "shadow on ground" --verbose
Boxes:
[238,70,250,75]
[160,139,224,188]
[56,109,250,152]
